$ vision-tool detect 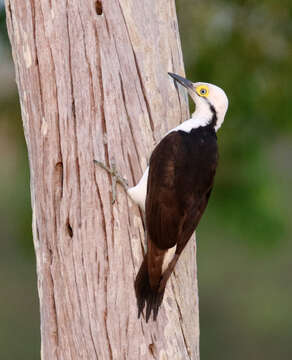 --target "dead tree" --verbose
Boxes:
[5,0,200,358]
